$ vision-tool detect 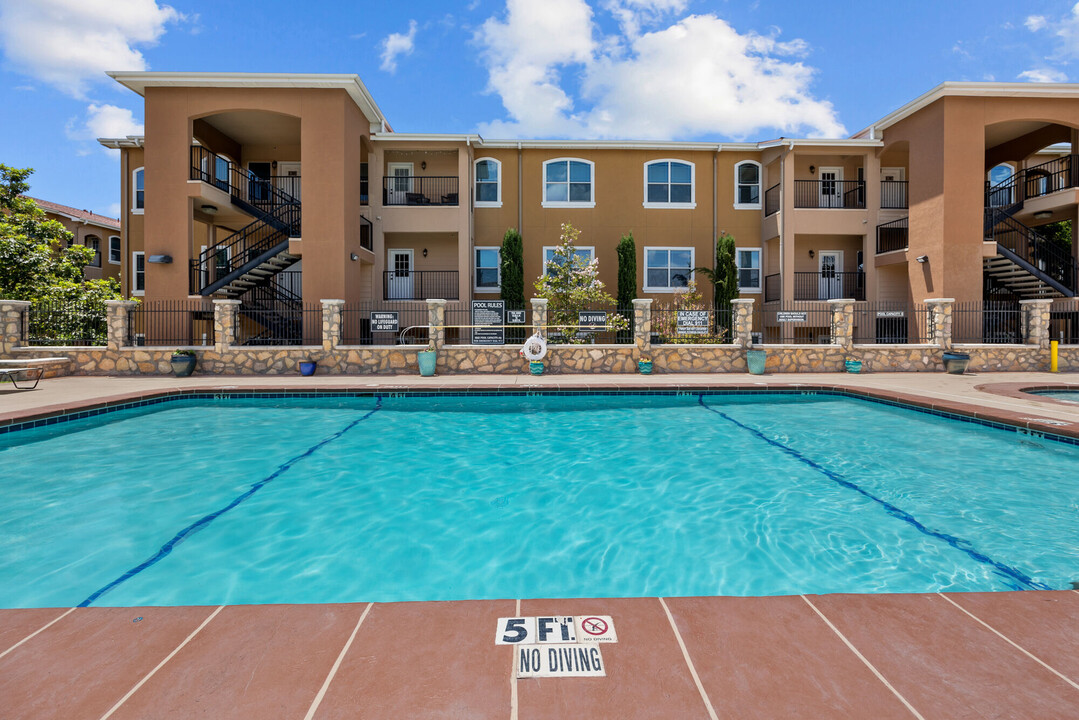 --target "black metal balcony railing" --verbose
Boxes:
[382,176,459,206]
[190,146,301,208]
[986,154,1079,208]
[764,183,780,216]
[764,273,781,302]
[360,216,373,251]
[794,180,866,209]
[881,180,908,209]
[763,272,866,301]
[382,270,459,300]
[877,217,909,254]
